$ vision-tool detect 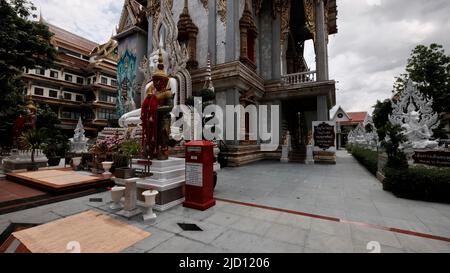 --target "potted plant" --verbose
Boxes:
[20,128,47,171]
[43,142,61,166]
[114,139,141,179]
